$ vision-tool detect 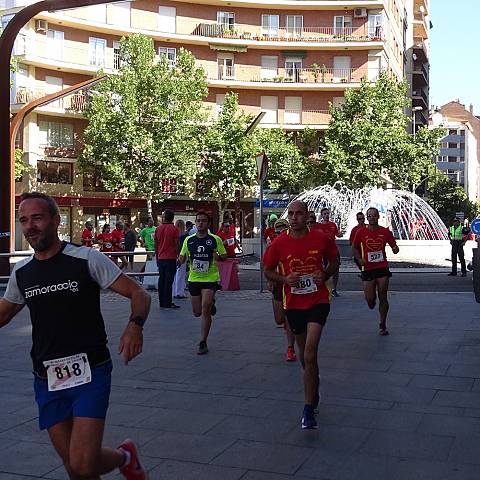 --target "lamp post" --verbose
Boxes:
[0,0,119,277]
